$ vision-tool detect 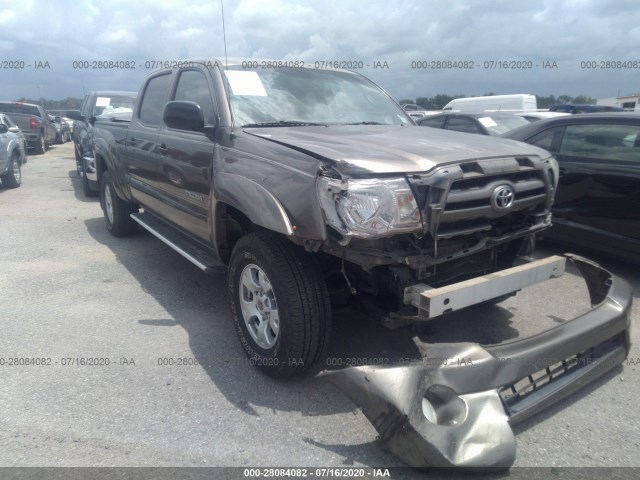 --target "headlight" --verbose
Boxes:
[317,177,421,239]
